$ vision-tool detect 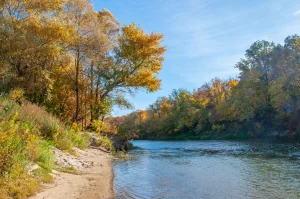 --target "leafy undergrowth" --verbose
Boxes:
[90,133,130,159]
[0,93,89,199]
[96,135,115,152]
